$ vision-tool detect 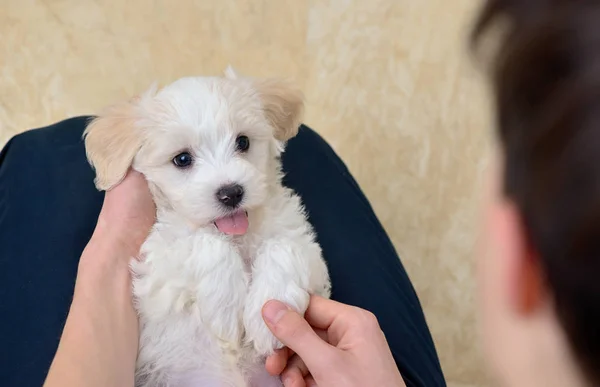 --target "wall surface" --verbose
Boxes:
[0,1,493,385]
